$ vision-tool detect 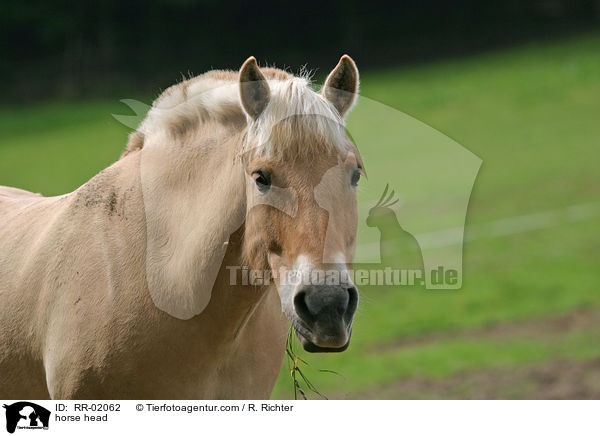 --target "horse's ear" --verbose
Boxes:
[322,55,359,117]
[239,56,271,119]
